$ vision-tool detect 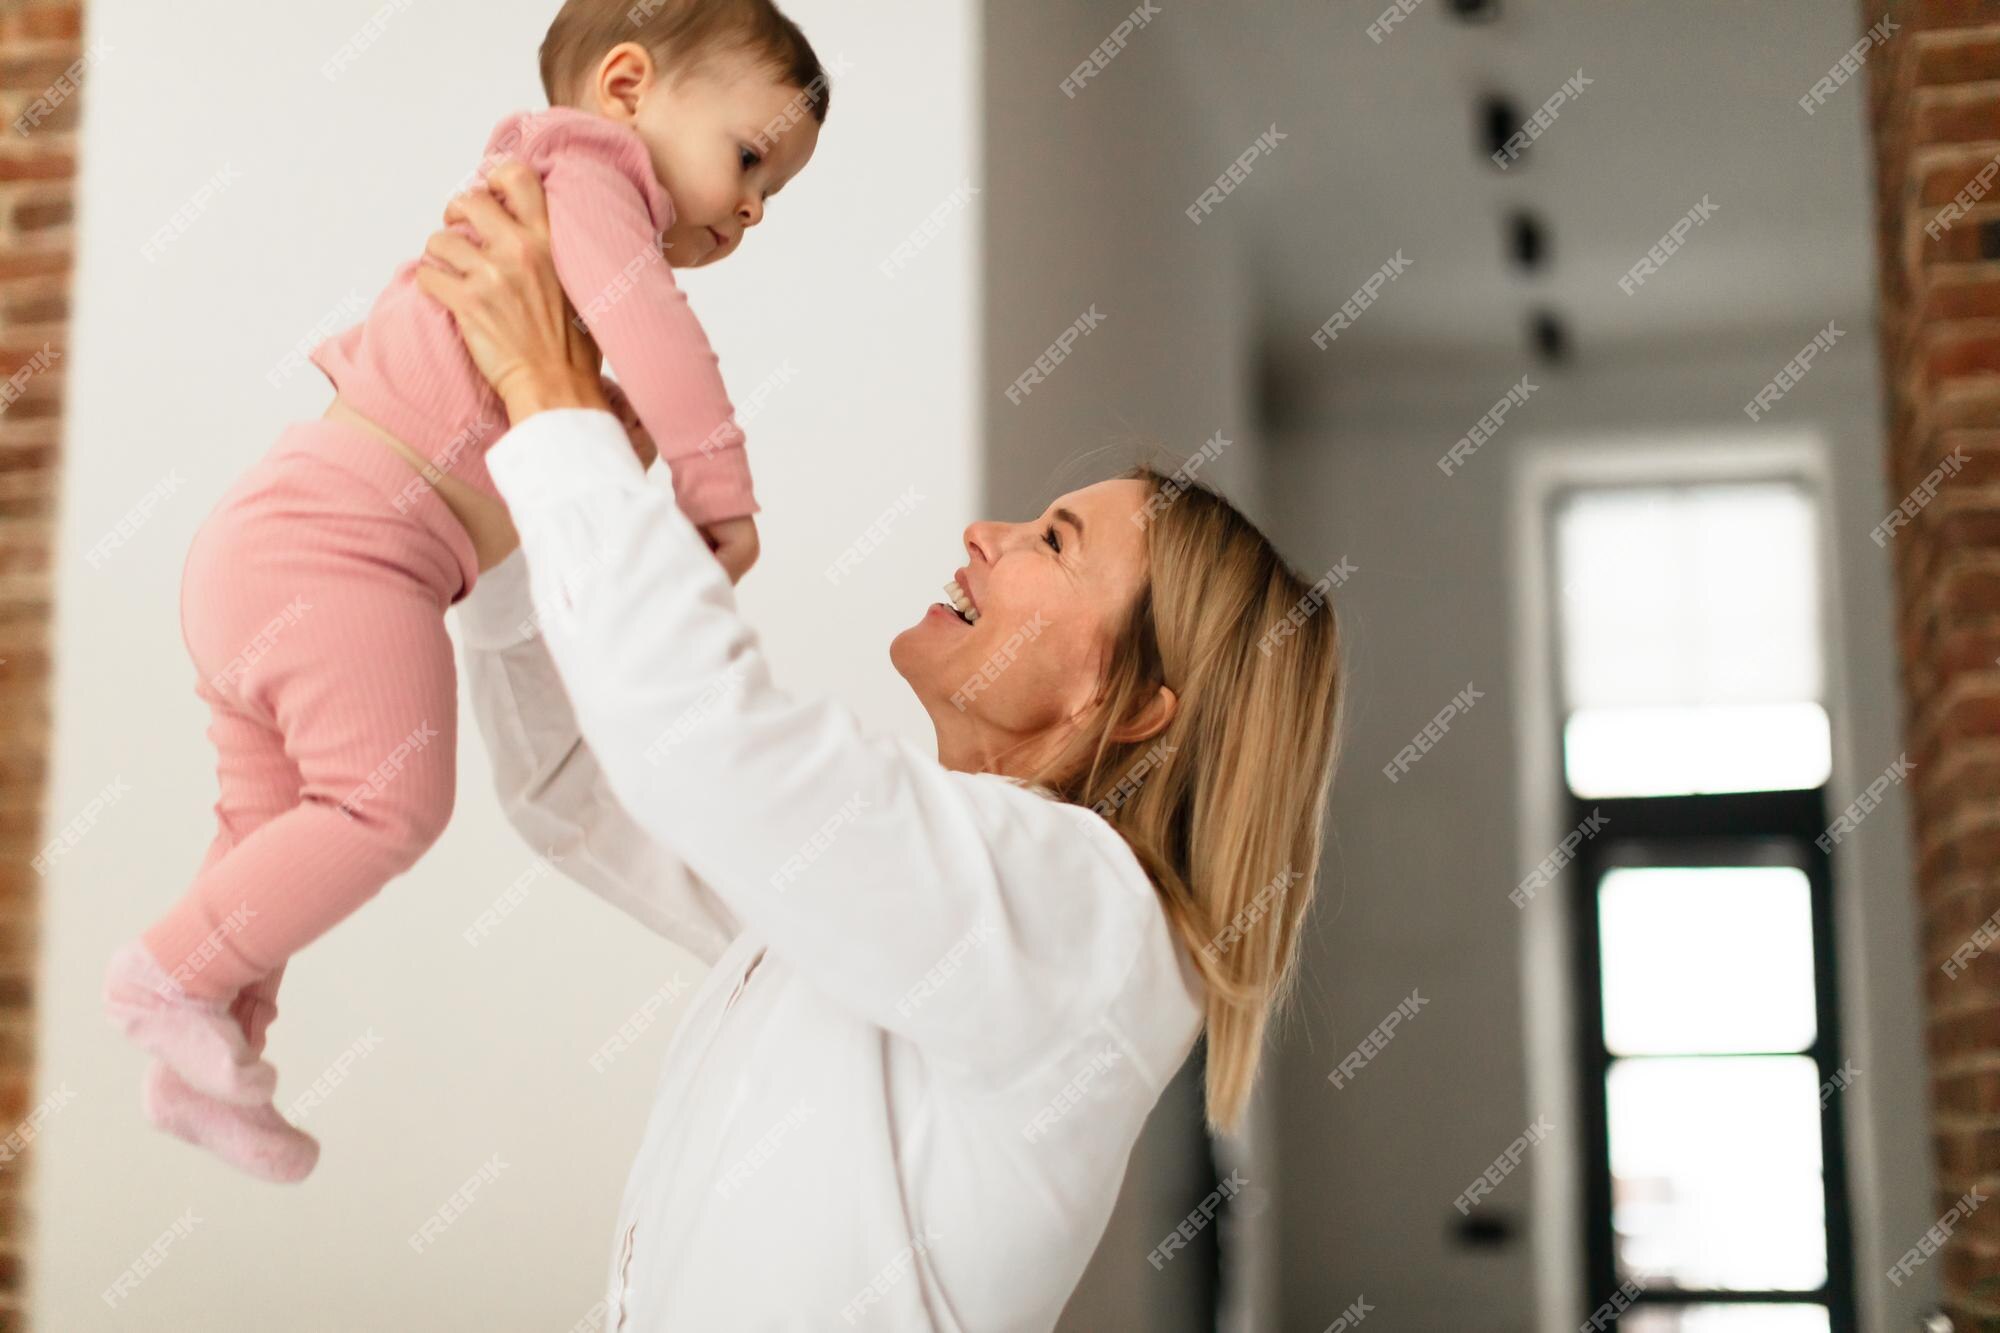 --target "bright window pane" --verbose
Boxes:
[1599,866,1817,1055]
[1563,703,1831,798]
[1620,1305,1830,1332]
[1556,483,1826,796]
[1608,1056,1826,1290]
